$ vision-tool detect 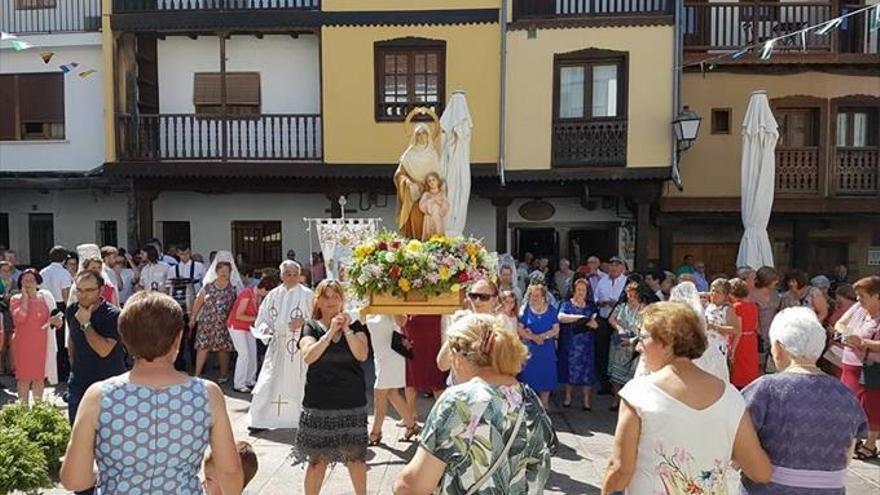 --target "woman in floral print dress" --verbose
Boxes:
[191,260,239,382]
[394,314,557,495]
